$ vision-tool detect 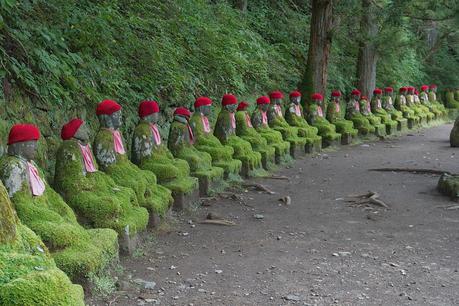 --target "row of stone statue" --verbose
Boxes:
[0,85,451,305]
